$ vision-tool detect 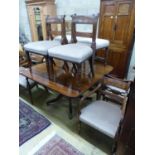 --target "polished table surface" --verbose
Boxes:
[19,62,113,98]
[20,62,113,118]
